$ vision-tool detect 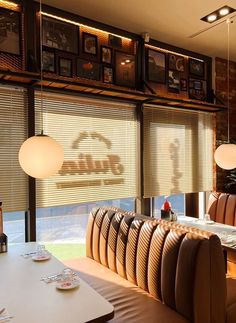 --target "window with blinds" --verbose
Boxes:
[143,106,214,197]
[35,92,139,208]
[0,86,28,212]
